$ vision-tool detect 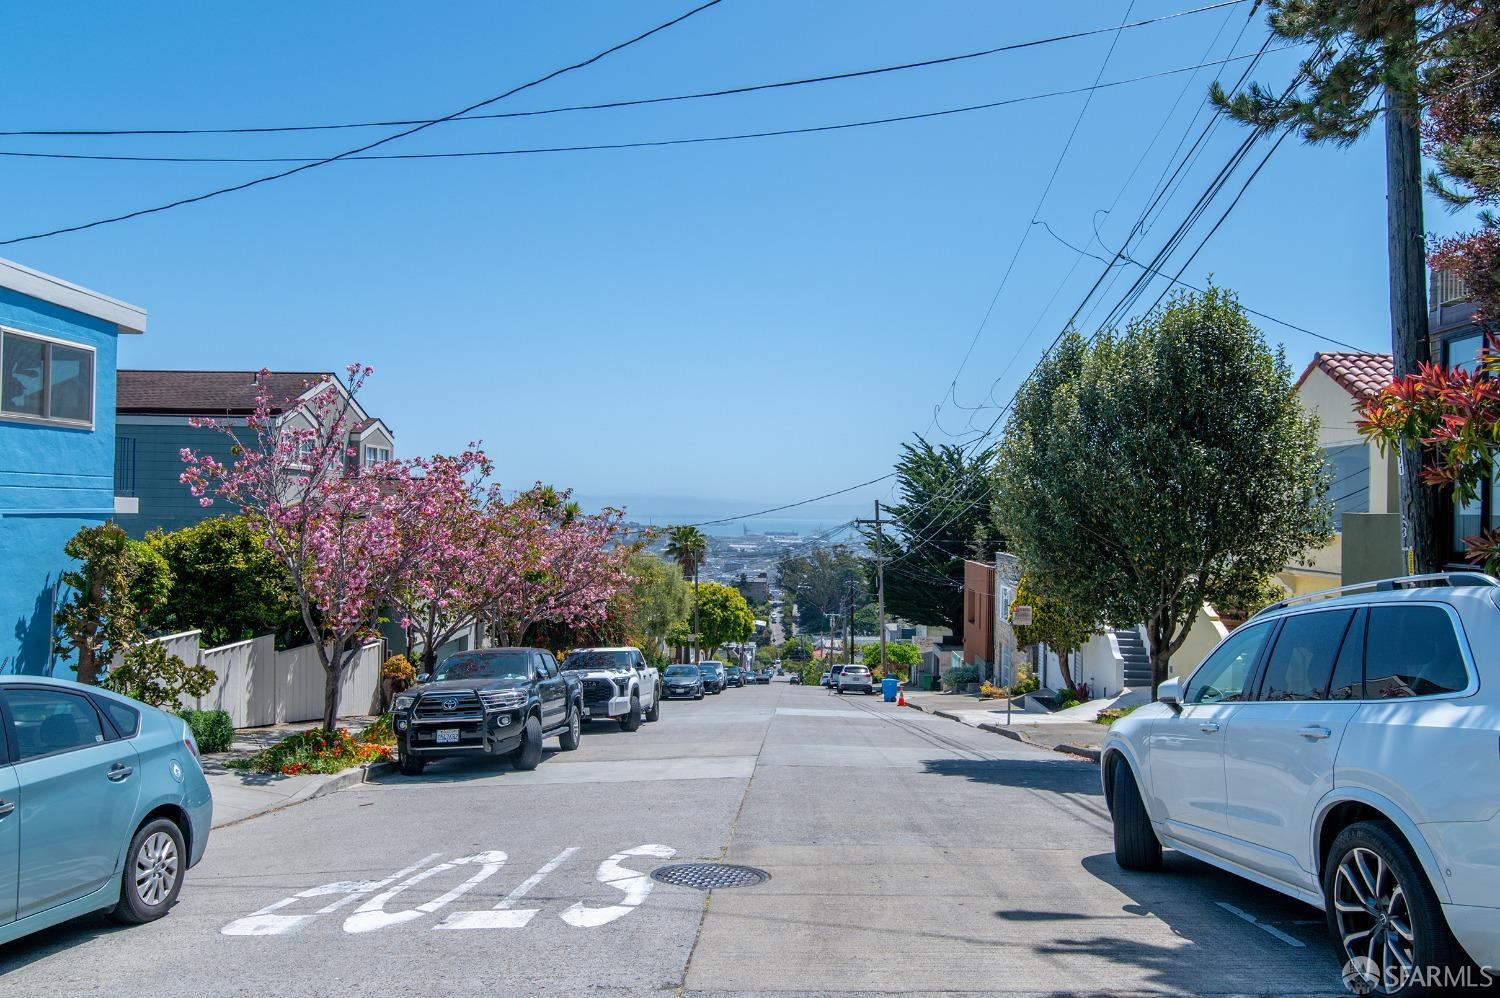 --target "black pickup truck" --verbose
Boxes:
[391,647,582,775]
